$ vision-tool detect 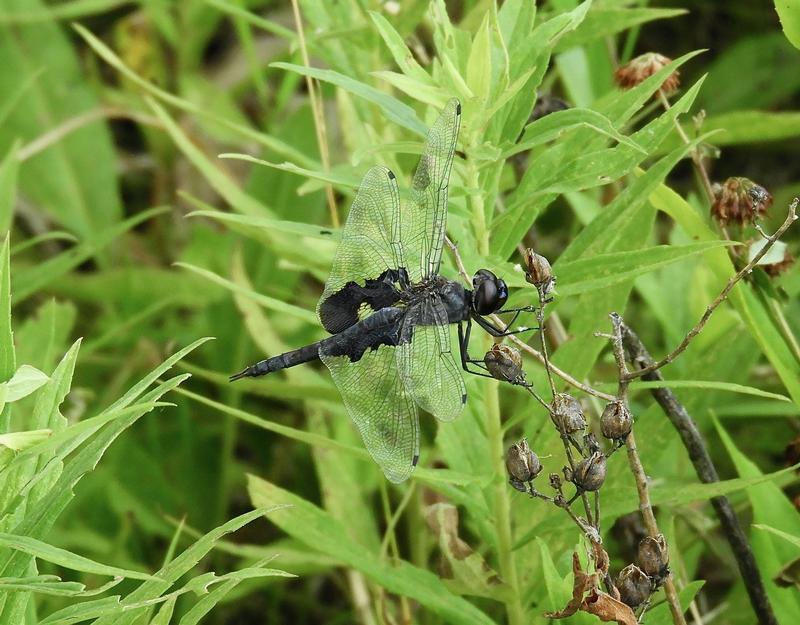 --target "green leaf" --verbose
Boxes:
[0,429,50,453]
[625,380,790,403]
[466,13,492,102]
[0,142,19,234]
[218,153,360,190]
[368,11,433,85]
[14,207,169,302]
[555,240,733,297]
[0,0,129,22]
[0,235,14,387]
[0,533,159,580]
[147,100,270,217]
[248,475,497,625]
[2,365,48,402]
[713,415,800,620]
[754,524,800,549]
[684,110,800,146]
[270,62,427,136]
[175,262,319,325]
[556,7,686,50]
[775,0,800,49]
[89,507,287,625]
[503,107,645,158]
[0,1,121,237]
